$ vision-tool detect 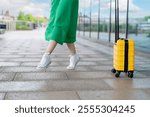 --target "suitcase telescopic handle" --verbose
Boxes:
[126,0,129,39]
[115,0,130,42]
[115,0,119,43]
